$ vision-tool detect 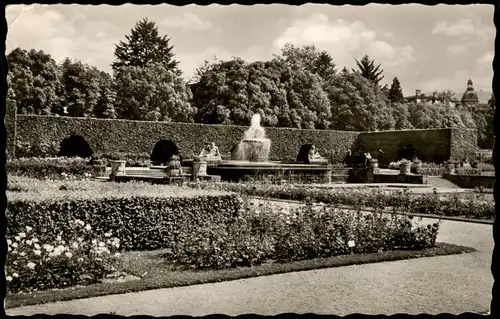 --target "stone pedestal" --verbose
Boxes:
[443,163,455,175]
[192,160,208,180]
[399,164,411,175]
[109,160,126,180]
